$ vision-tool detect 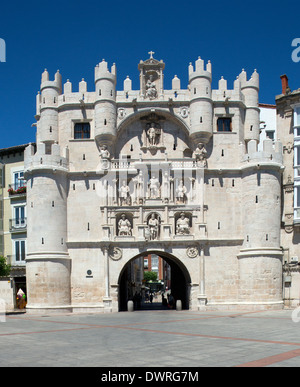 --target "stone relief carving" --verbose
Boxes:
[283,142,293,154]
[179,106,189,118]
[119,180,131,206]
[147,213,160,240]
[175,179,187,204]
[140,113,165,153]
[118,214,132,236]
[138,52,165,101]
[187,246,198,258]
[109,247,122,261]
[99,144,111,169]
[148,174,160,199]
[193,142,207,167]
[146,122,161,146]
[136,171,145,204]
[145,75,158,100]
[118,108,126,120]
[284,225,294,234]
[99,144,110,159]
[176,212,191,235]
